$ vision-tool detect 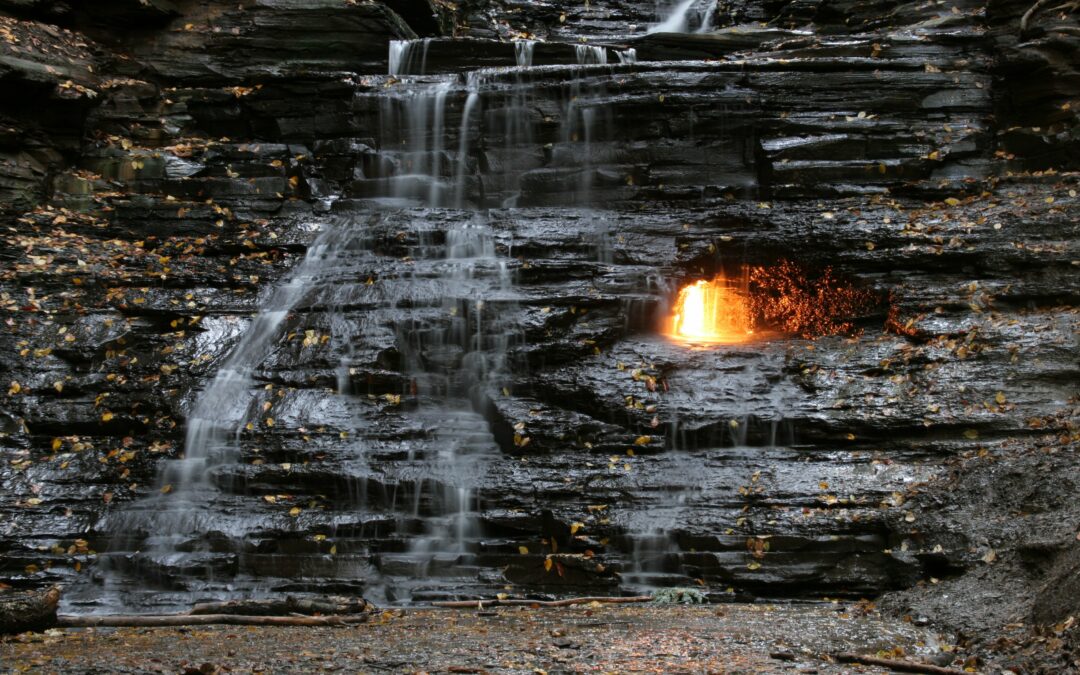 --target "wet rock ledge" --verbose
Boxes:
[0,1,1077,669]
